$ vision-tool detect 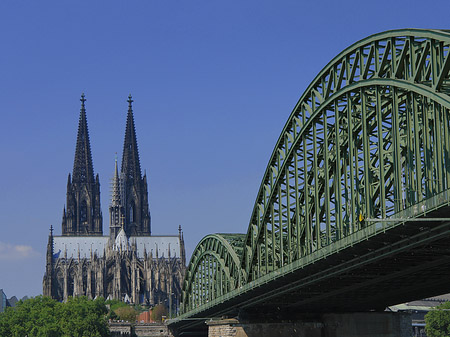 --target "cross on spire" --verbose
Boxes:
[127,94,133,111]
[80,93,86,108]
